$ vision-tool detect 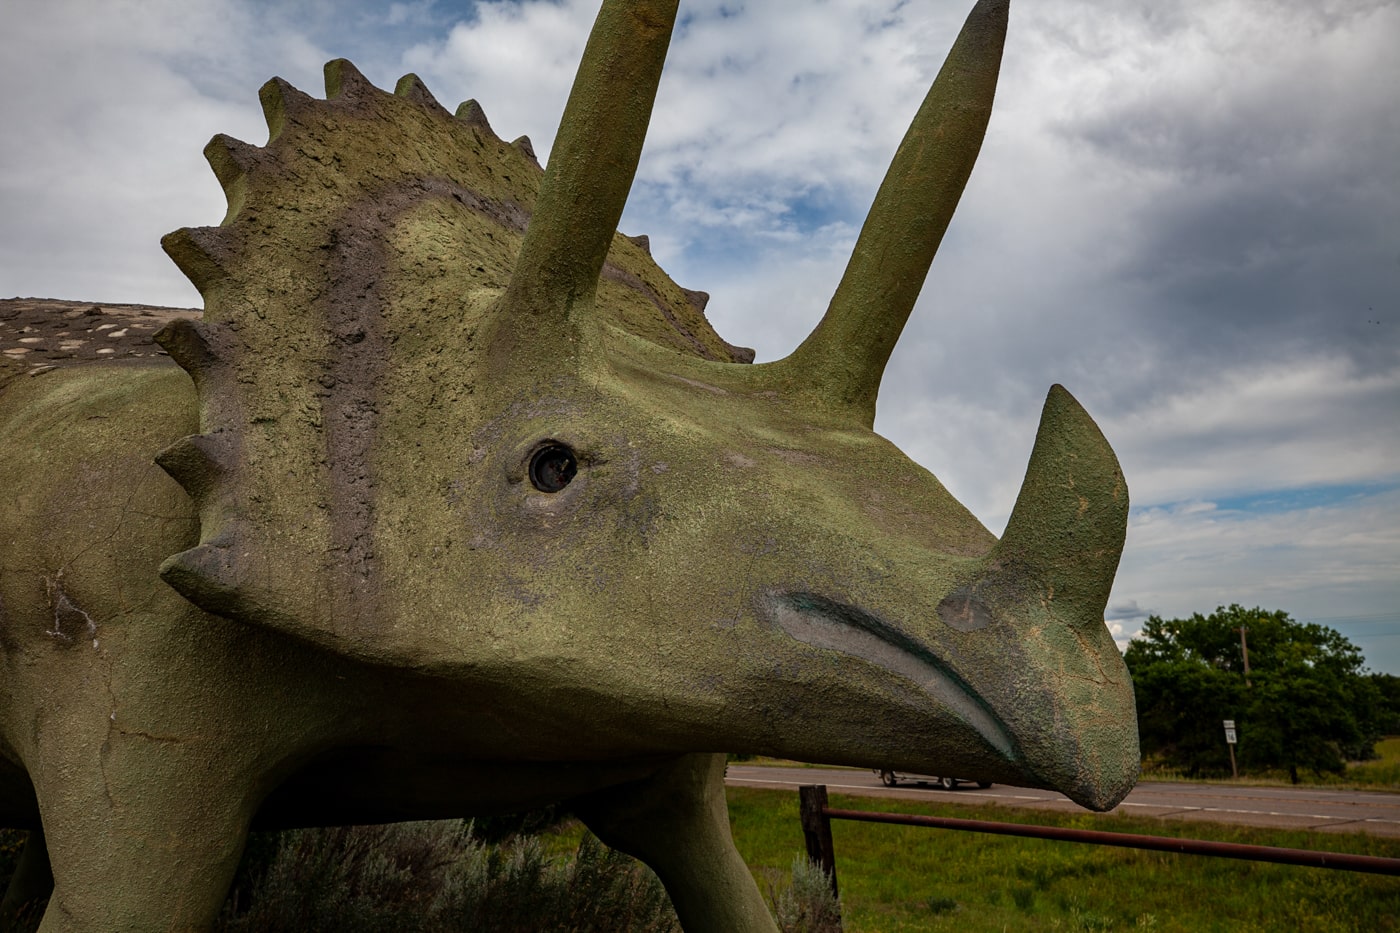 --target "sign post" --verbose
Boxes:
[1224,719,1238,779]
